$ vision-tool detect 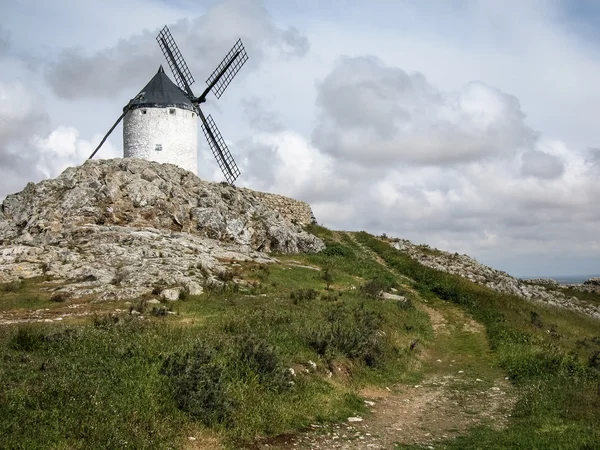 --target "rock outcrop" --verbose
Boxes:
[392,240,600,320]
[0,158,324,300]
